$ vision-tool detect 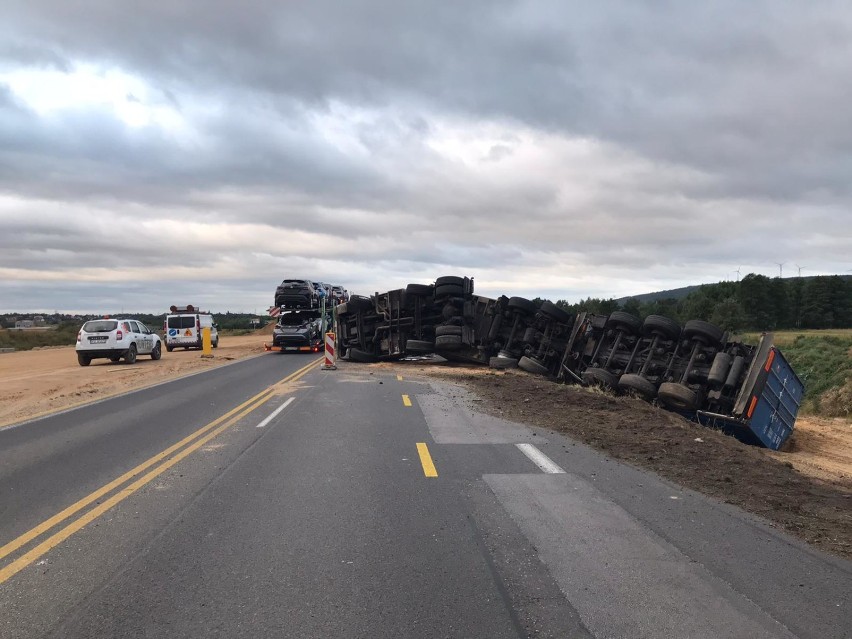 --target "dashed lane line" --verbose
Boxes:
[0,357,320,584]
[516,443,566,474]
[416,443,438,477]
[256,397,296,428]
